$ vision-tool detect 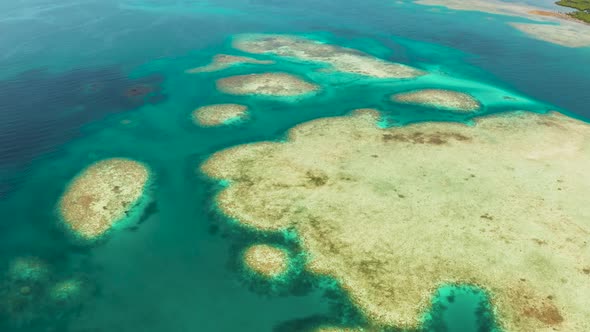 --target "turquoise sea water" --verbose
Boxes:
[1,0,589,331]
